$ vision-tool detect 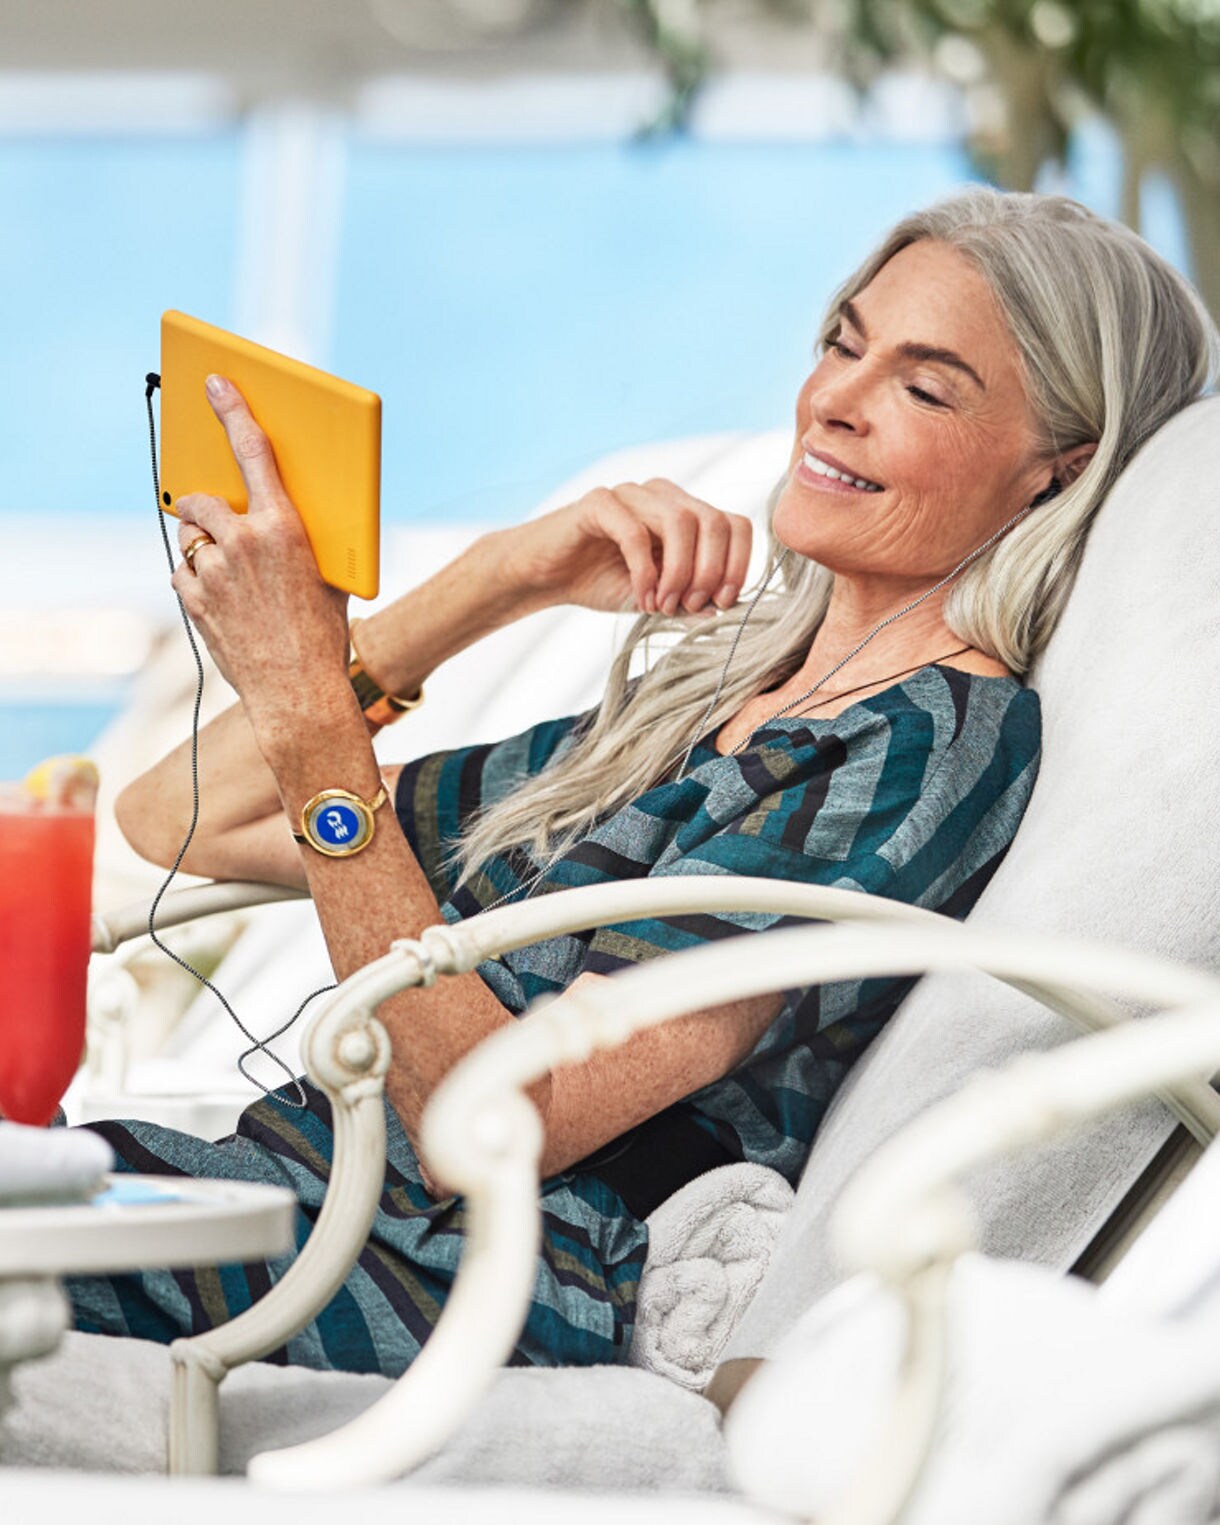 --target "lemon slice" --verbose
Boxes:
[22,755,100,812]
